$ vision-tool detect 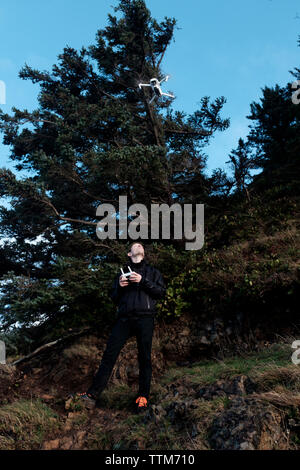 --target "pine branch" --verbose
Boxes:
[165,128,212,136]
[157,43,168,68]
[39,196,98,226]
[62,169,118,204]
